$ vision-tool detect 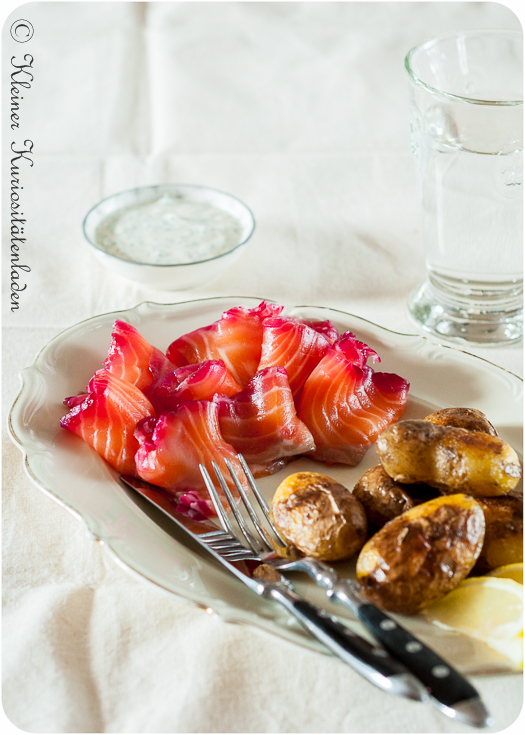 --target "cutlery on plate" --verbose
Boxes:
[202,455,492,730]
[119,474,426,703]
